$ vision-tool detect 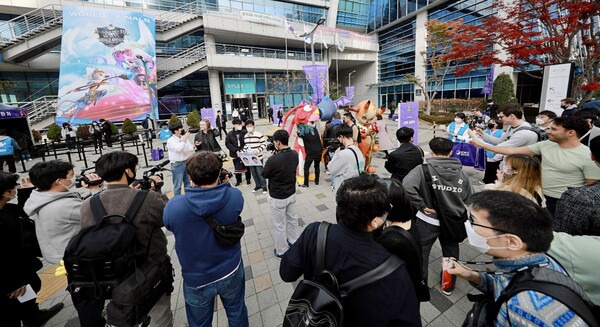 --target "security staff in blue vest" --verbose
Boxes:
[446,113,470,143]
[0,129,20,173]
